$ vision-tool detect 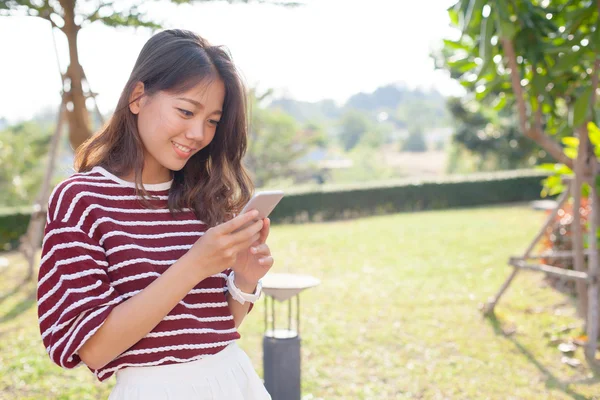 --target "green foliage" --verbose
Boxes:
[267,169,549,223]
[338,110,372,151]
[438,0,600,144]
[0,208,31,251]
[446,97,553,171]
[537,121,600,198]
[245,90,319,187]
[402,126,427,152]
[0,122,52,207]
